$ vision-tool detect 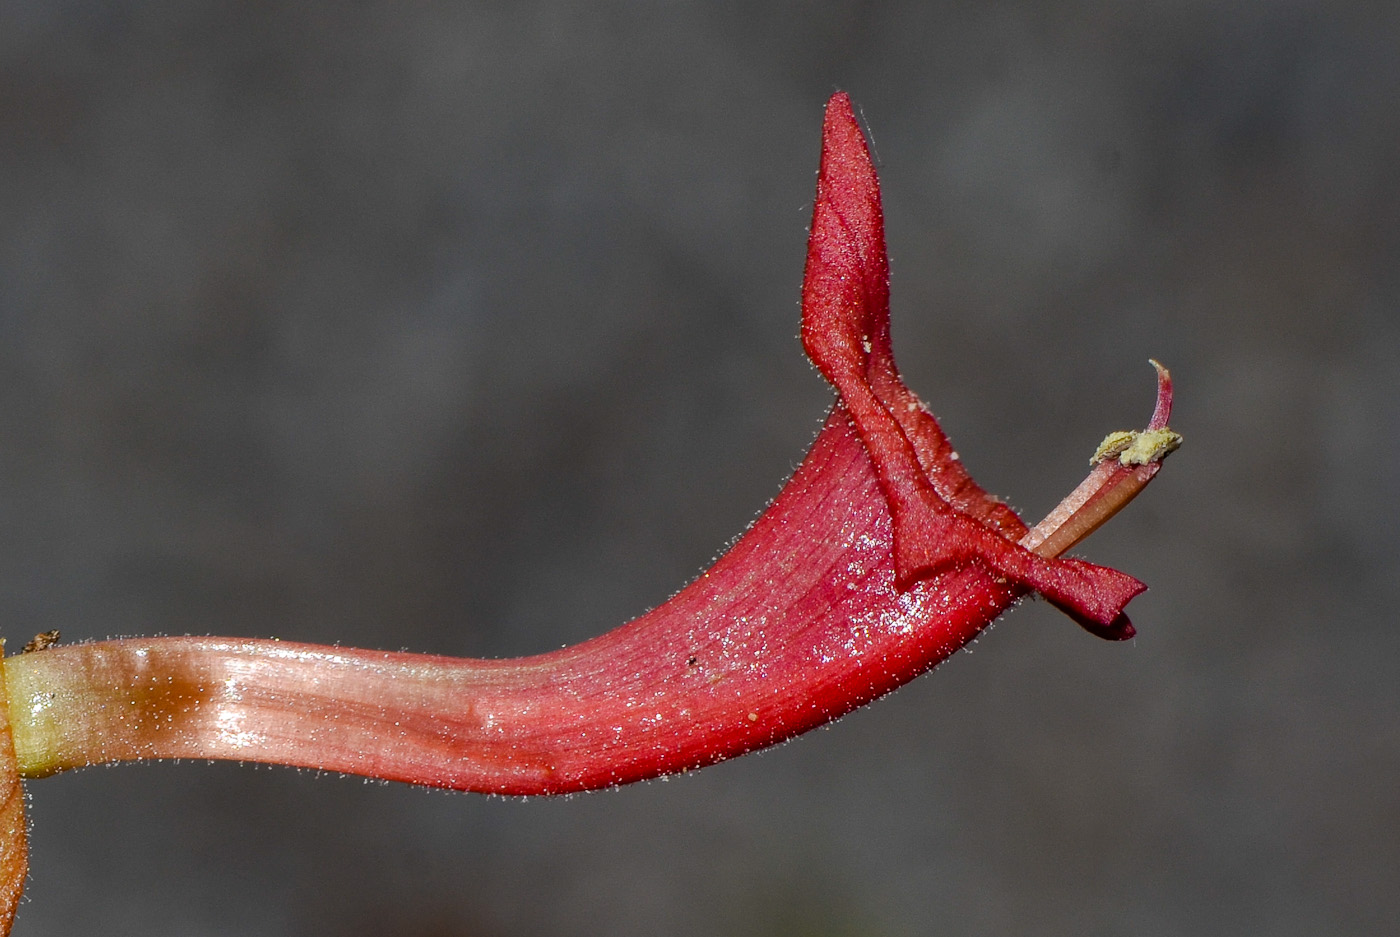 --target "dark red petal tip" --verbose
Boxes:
[1074,612,1137,642]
